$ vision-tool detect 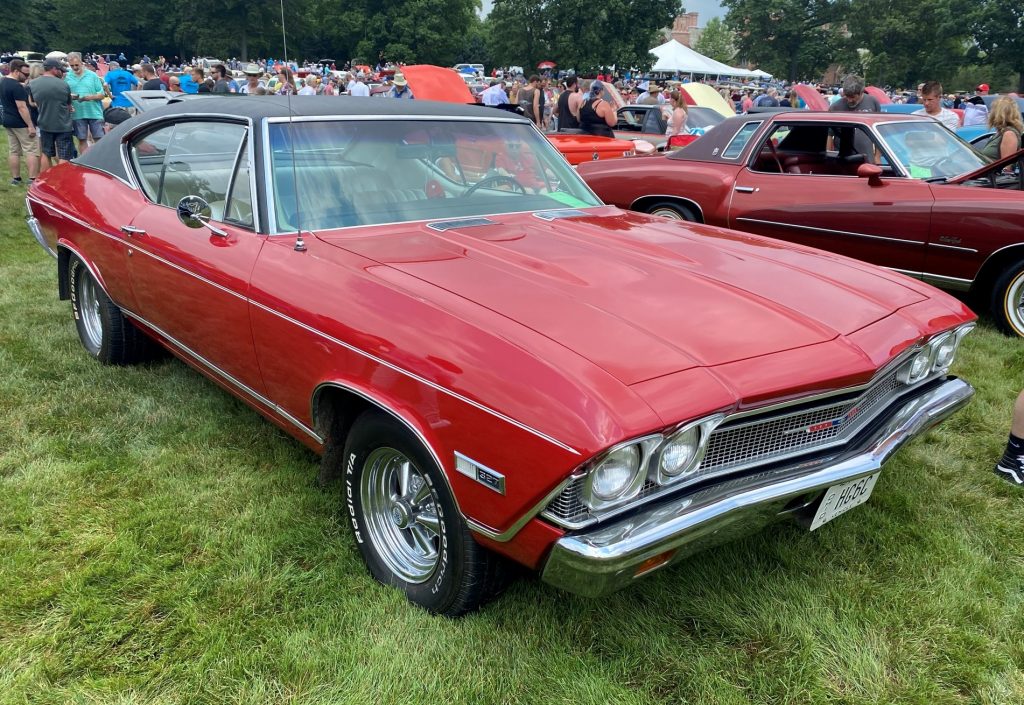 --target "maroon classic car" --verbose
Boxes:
[26,97,975,615]
[579,111,1024,336]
